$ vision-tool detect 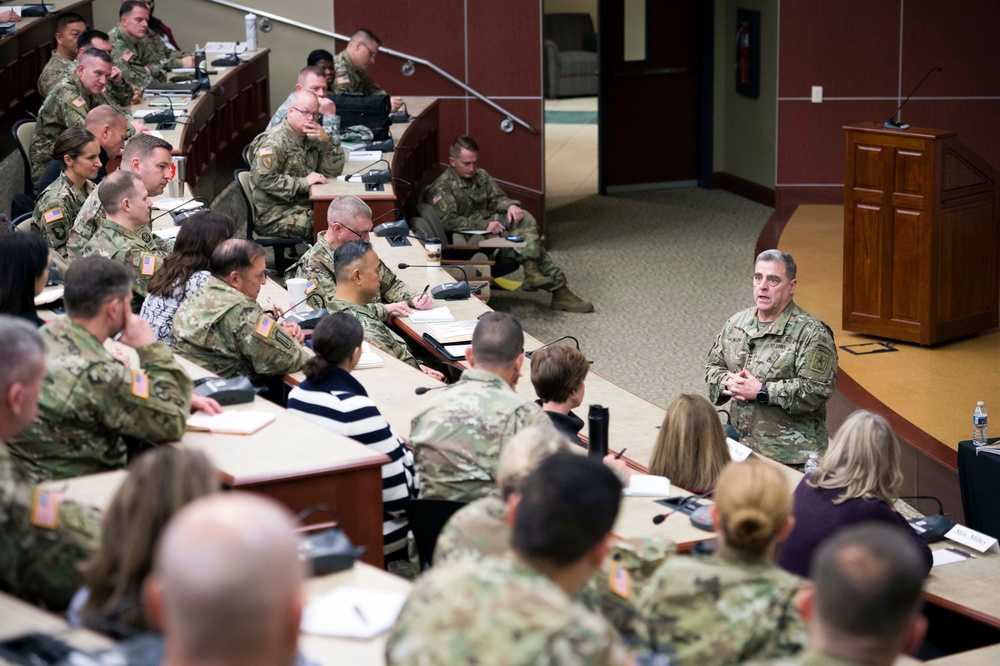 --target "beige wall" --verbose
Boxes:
[543,0,597,29]
[712,0,777,189]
